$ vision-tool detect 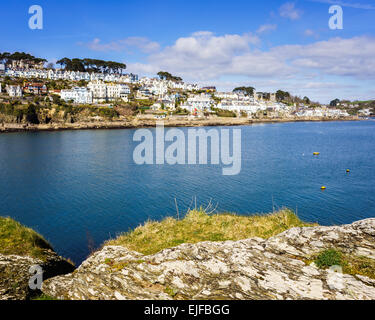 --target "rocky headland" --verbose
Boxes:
[41,218,375,300]
[1,212,375,300]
